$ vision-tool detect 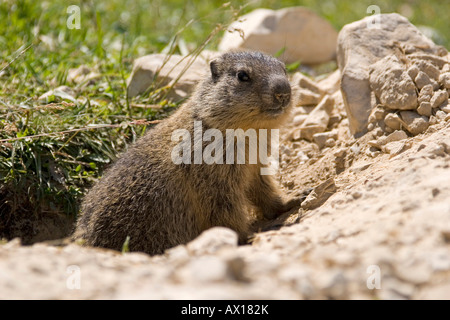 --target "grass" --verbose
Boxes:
[0,0,448,239]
